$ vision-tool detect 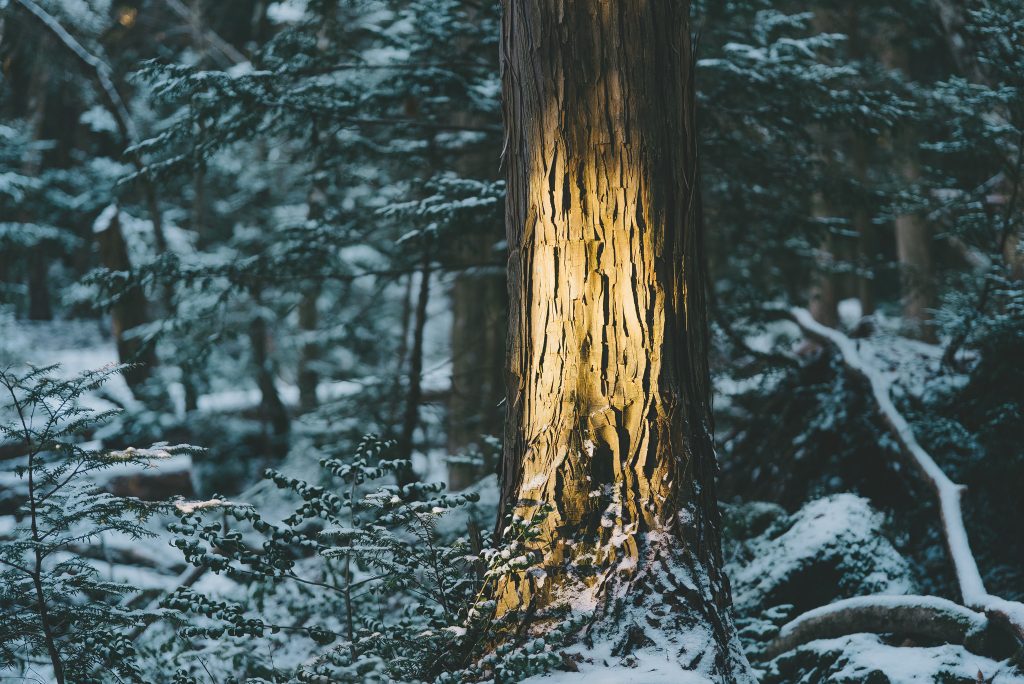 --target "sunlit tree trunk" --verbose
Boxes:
[495,1,751,676]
